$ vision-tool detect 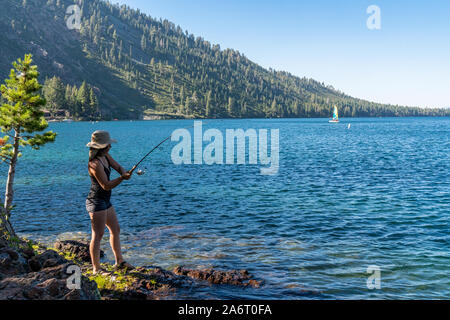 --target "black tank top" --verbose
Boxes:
[87,156,112,201]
